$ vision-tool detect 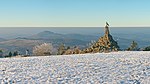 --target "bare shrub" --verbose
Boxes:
[33,43,54,56]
